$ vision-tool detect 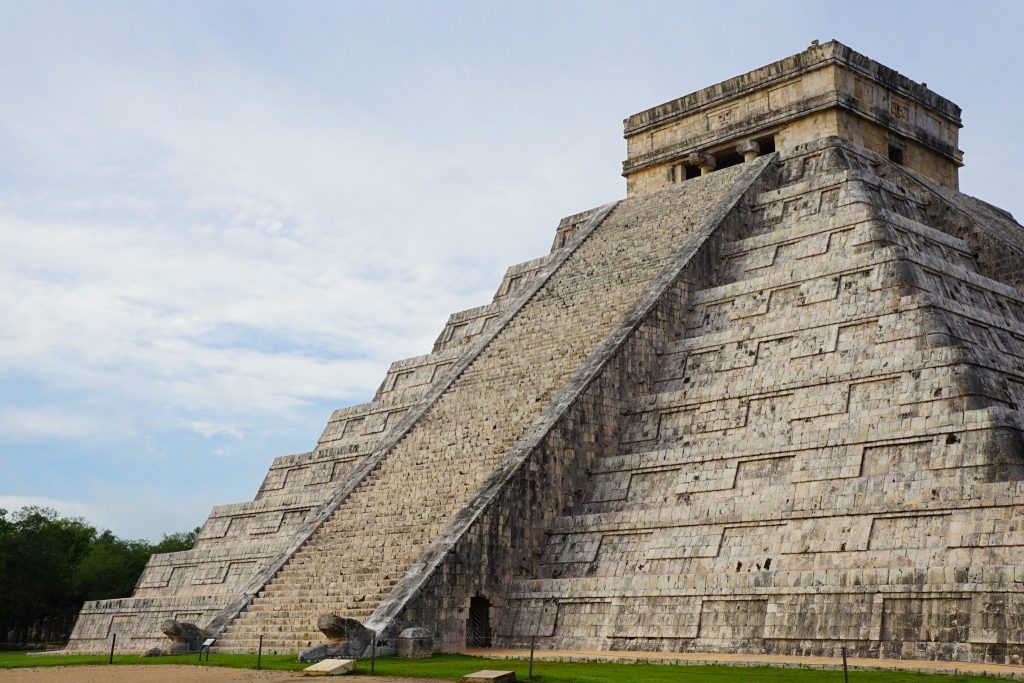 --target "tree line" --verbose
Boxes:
[0,506,198,648]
